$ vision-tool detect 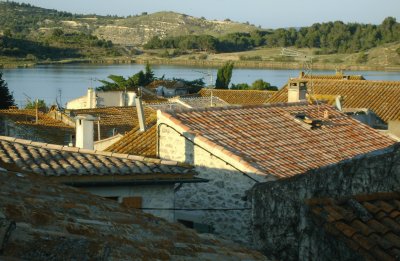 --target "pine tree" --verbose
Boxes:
[0,72,15,109]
